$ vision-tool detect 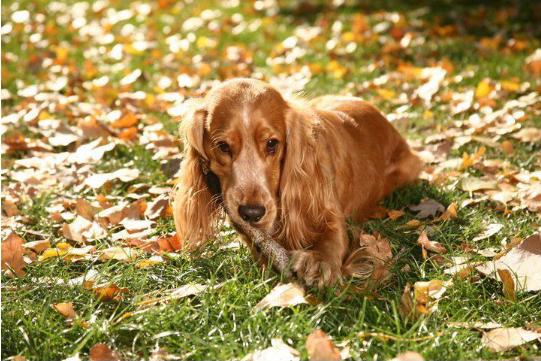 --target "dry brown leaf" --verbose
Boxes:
[461,177,498,192]
[472,223,503,242]
[89,343,121,361]
[390,351,424,361]
[305,329,341,361]
[482,327,541,352]
[23,239,51,254]
[2,199,19,216]
[255,283,311,311]
[409,199,444,219]
[1,233,26,277]
[512,128,541,143]
[399,283,415,319]
[99,247,141,262]
[525,49,541,76]
[52,302,77,320]
[136,284,208,309]
[477,232,541,292]
[63,216,106,243]
[417,231,446,258]
[436,202,457,222]
[145,193,169,220]
[497,269,516,301]
[448,321,503,329]
[523,184,541,212]
[84,168,140,189]
[75,198,97,221]
[358,232,393,282]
